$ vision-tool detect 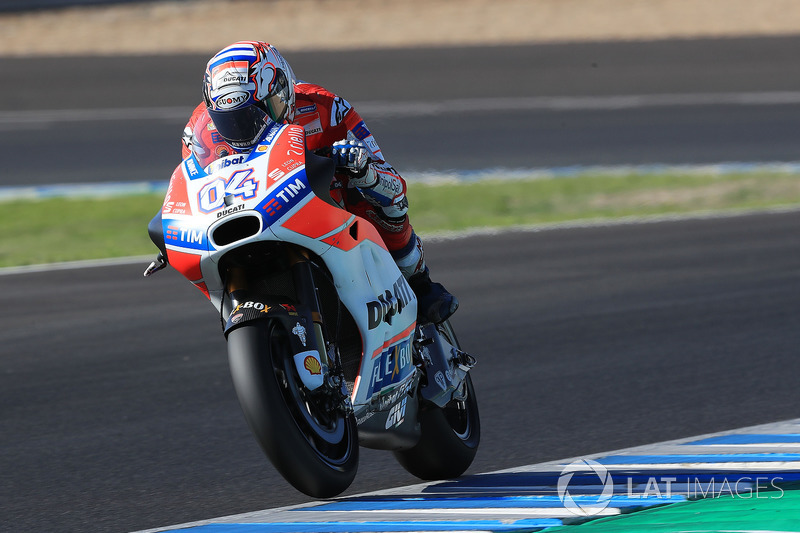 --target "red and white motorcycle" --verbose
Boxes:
[146,122,479,497]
